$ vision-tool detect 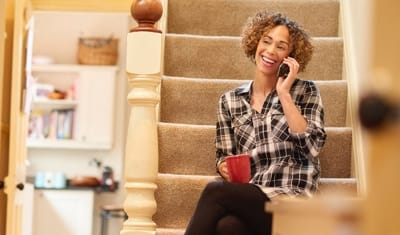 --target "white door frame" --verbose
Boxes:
[2,0,31,234]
